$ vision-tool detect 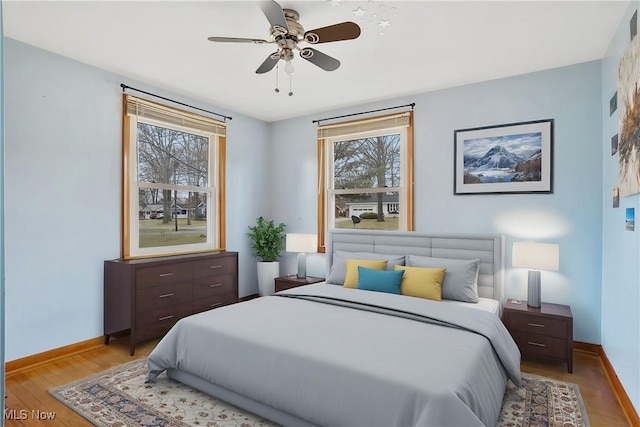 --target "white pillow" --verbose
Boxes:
[405,255,480,303]
[326,251,405,285]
